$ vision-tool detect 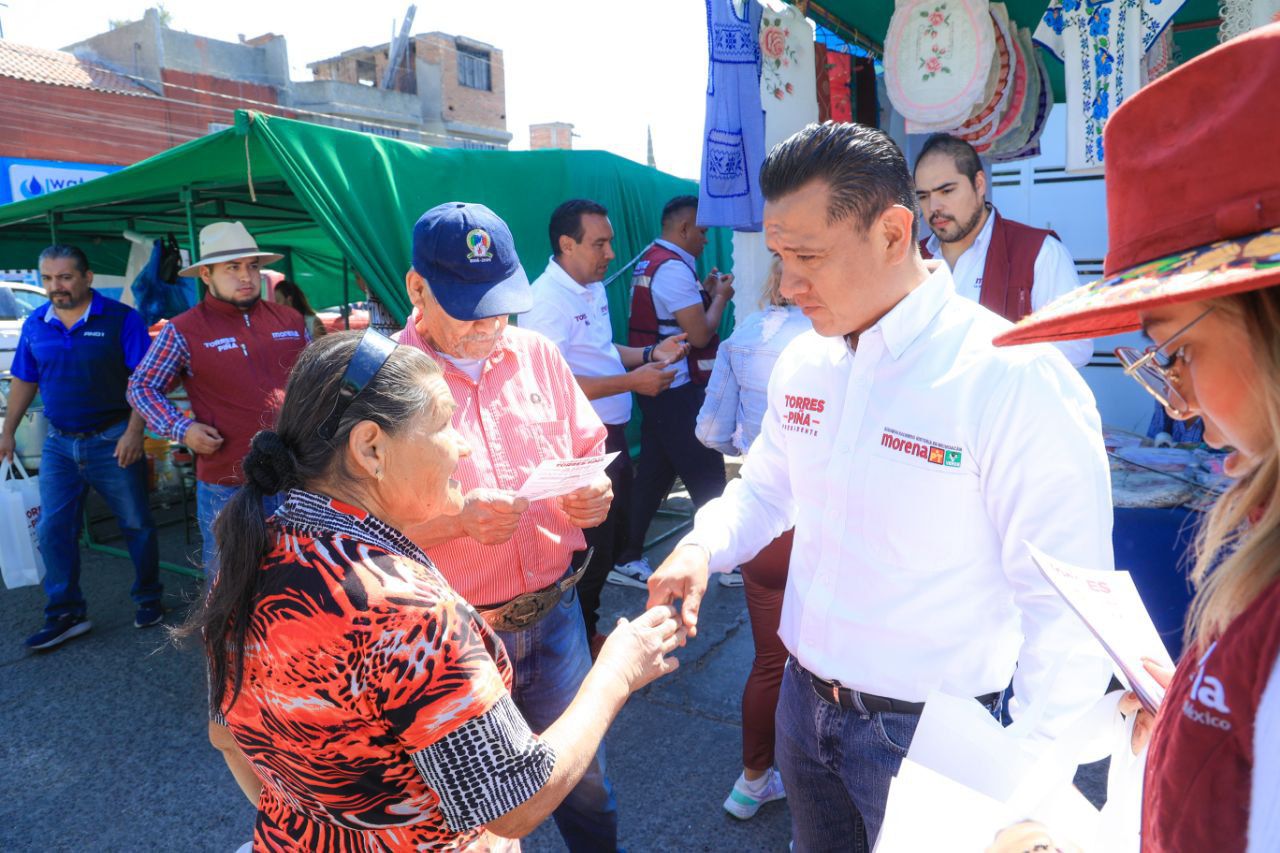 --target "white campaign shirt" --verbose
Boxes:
[523,258,631,426]
[684,264,1115,739]
[649,238,705,389]
[925,209,1094,368]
